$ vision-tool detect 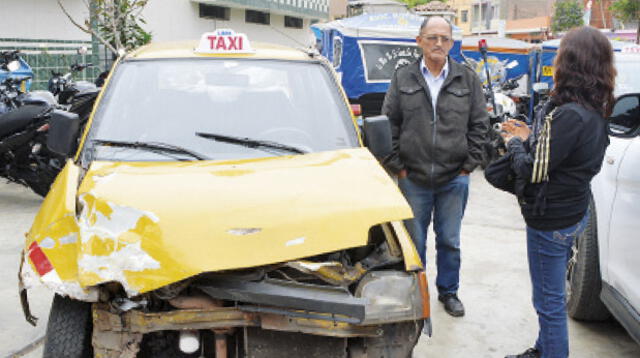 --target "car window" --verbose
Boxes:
[609,95,640,133]
[615,54,640,97]
[83,59,358,162]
